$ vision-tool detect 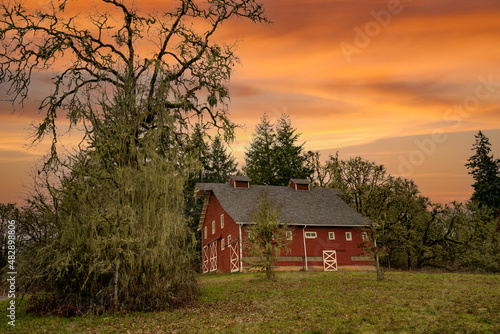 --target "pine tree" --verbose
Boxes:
[183,124,210,234]
[244,113,276,185]
[183,133,238,271]
[244,113,311,186]
[205,136,238,183]
[465,131,500,210]
[184,133,237,222]
[274,114,311,185]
